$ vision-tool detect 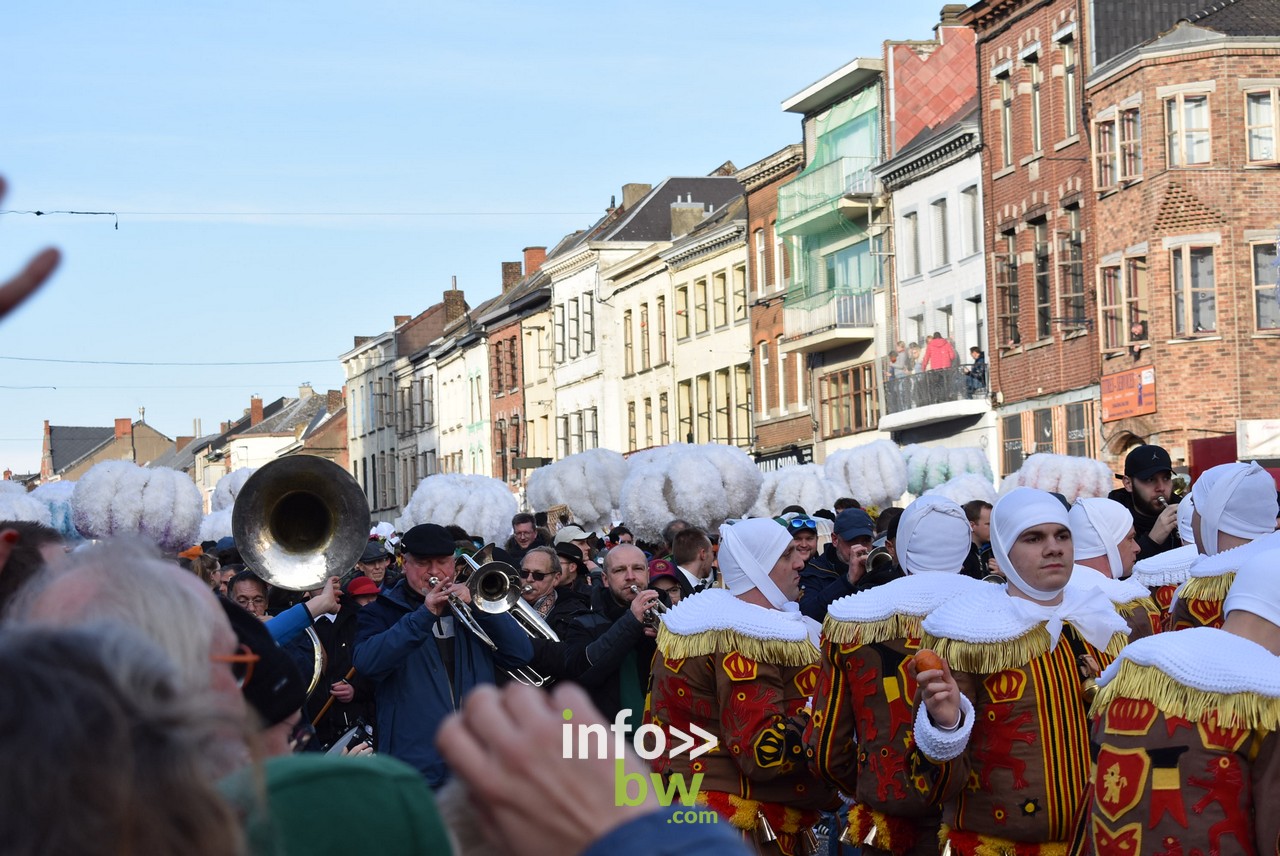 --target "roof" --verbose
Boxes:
[1187,0,1280,35]
[781,58,884,115]
[48,426,115,473]
[241,393,329,436]
[147,431,221,473]
[601,176,743,243]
